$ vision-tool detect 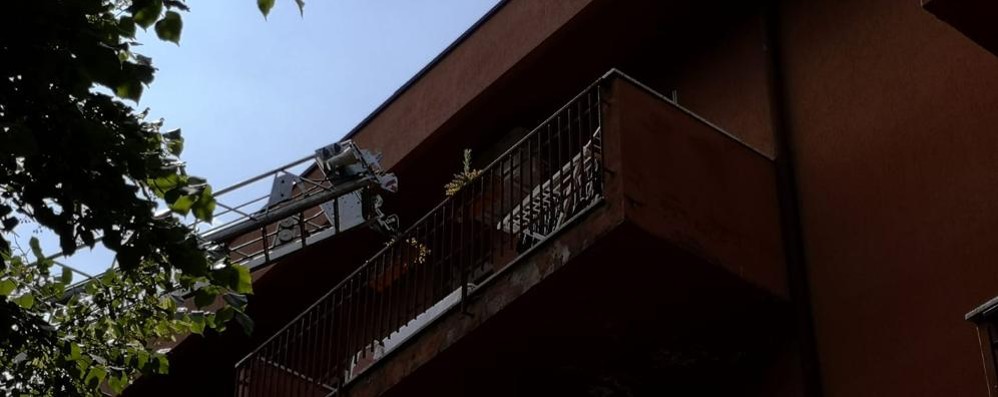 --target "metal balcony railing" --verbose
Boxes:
[233,80,605,397]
